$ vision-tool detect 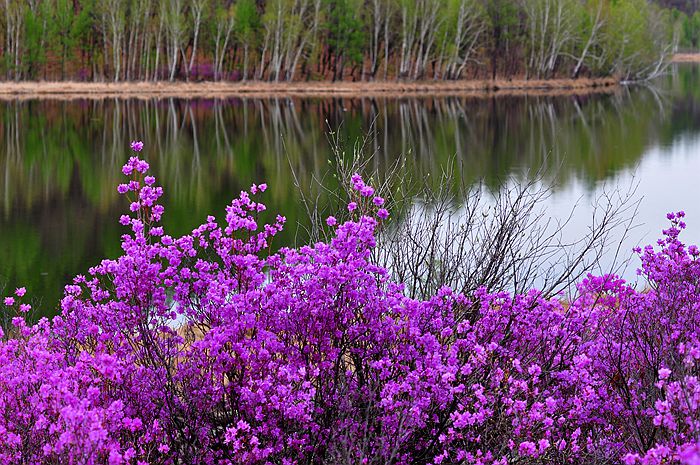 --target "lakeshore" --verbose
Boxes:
[0,78,619,100]
[671,53,700,63]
